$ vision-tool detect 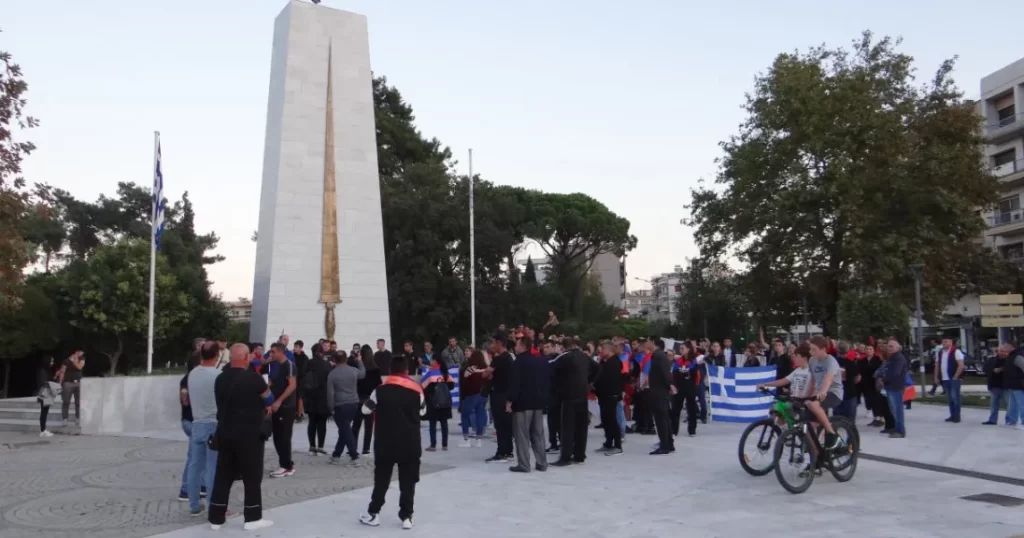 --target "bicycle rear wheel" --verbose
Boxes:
[738,418,781,476]
[828,417,859,482]
[773,429,816,494]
